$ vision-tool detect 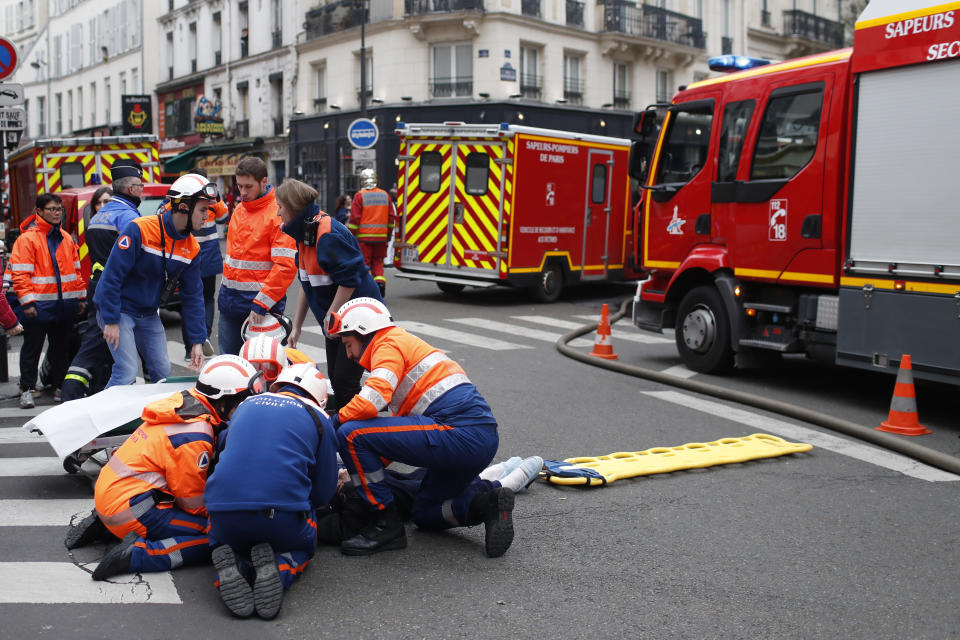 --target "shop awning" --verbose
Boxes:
[162,146,202,175]
[163,139,262,176]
